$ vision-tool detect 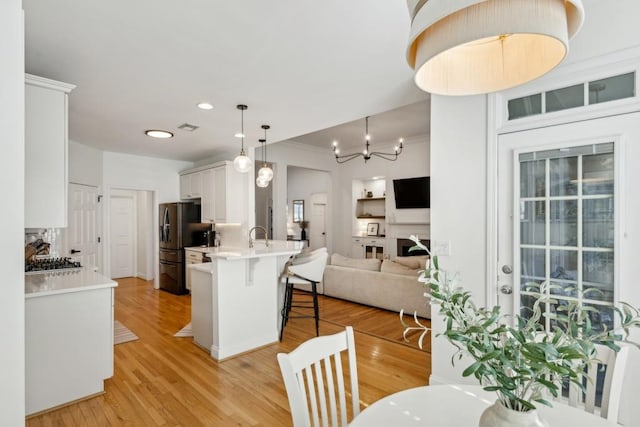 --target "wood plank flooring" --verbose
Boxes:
[27,277,431,426]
